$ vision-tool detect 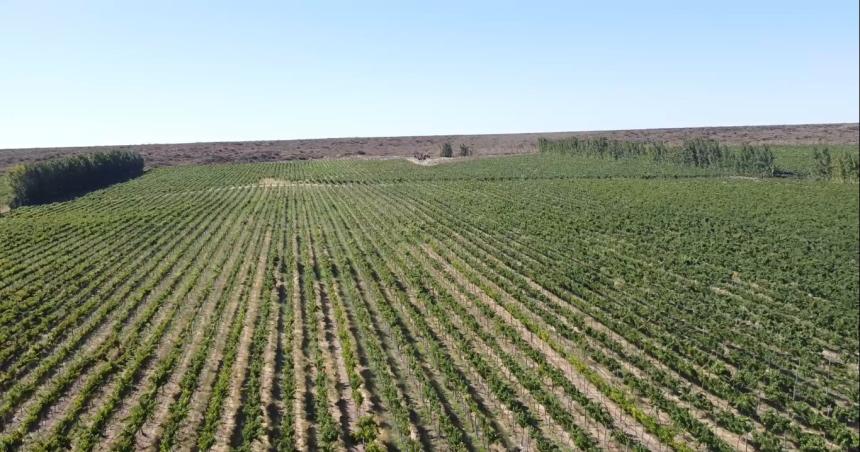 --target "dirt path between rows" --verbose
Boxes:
[1,213,222,440]
[350,275,424,446]
[380,262,518,450]
[414,247,615,451]
[211,230,272,451]
[290,232,311,451]
[132,211,258,450]
[98,209,253,449]
[439,244,728,447]
[430,207,760,449]
[255,270,281,452]
[422,245,672,452]
[316,265,361,447]
[16,223,228,448]
[171,217,264,451]
[317,213,422,447]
